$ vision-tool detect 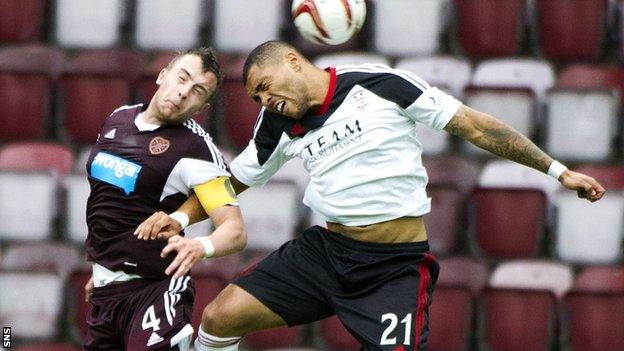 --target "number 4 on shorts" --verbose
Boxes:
[142,305,161,331]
